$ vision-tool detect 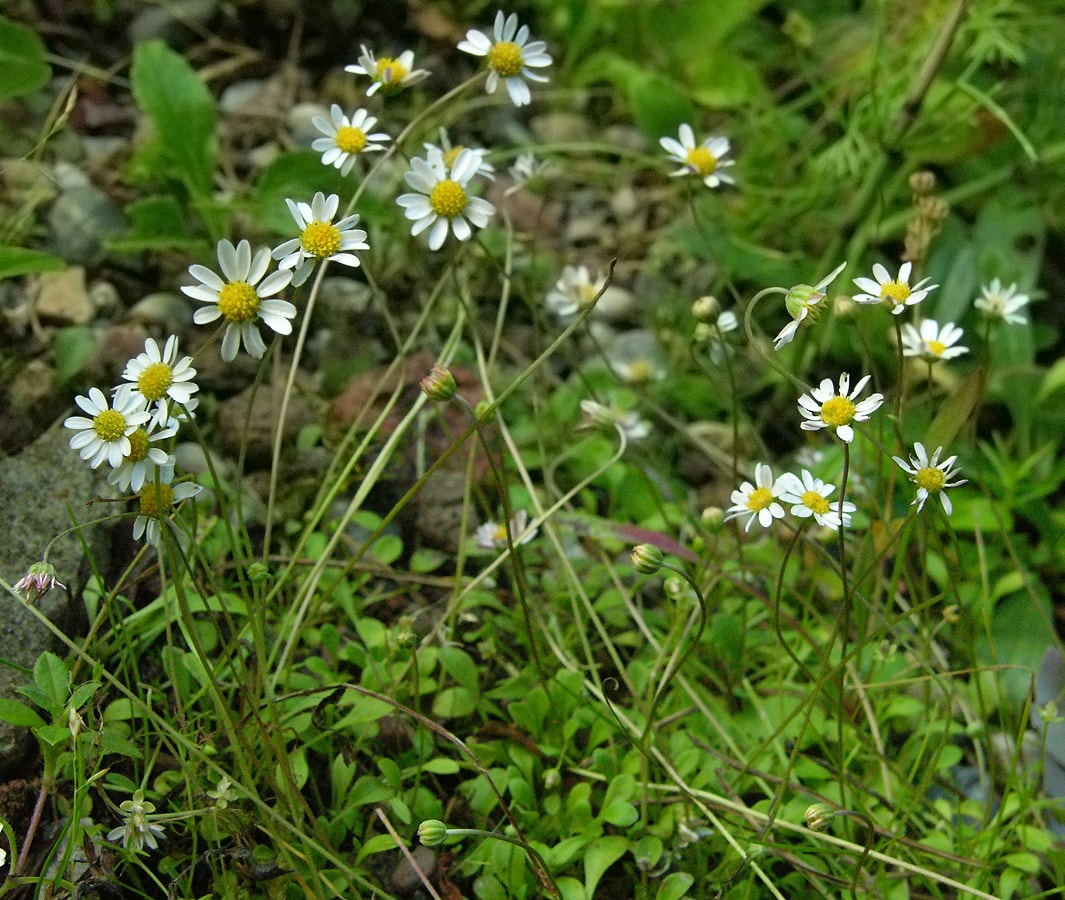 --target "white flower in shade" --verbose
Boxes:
[546,265,605,320]
[106,419,177,493]
[107,790,165,852]
[65,385,150,469]
[425,128,495,179]
[659,124,735,189]
[901,319,969,362]
[311,105,390,175]
[13,562,65,603]
[133,472,204,548]
[272,192,369,286]
[345,46,430,96]
[892,442,967,515]
[579,399,651,442]
[774,262,847,349]
[118,336,198,428]
[975,278,1030,324]
[797,373,884,443]
[458,10,552,107]
[778,469,856,531]
[602,329,668,383]
[185,240,296,361]
[505,152,551,194]
[396,148,496,251]
[725,463,789,532]
[474,509,538,550]
[852,262,936,314]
